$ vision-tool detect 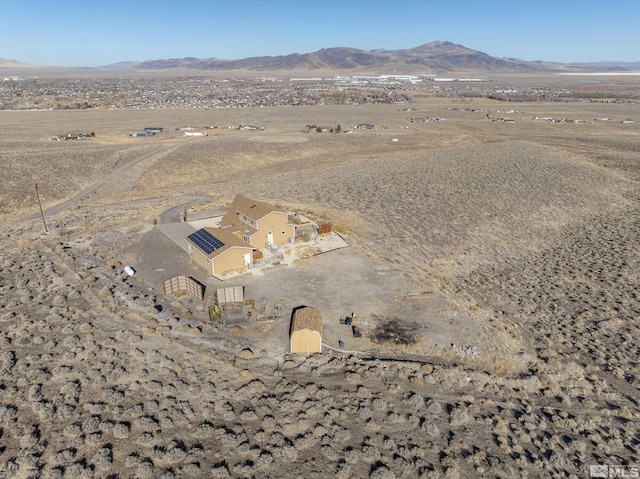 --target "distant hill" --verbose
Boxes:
[0,58,27,66]
[571,61,640,71]
[98,61,141,70]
